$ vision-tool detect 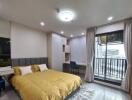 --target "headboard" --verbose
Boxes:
[11,57,48,67]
